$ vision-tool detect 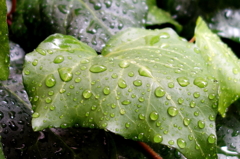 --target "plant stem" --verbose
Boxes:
[137,141,163,159]
[189,37,195,43]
